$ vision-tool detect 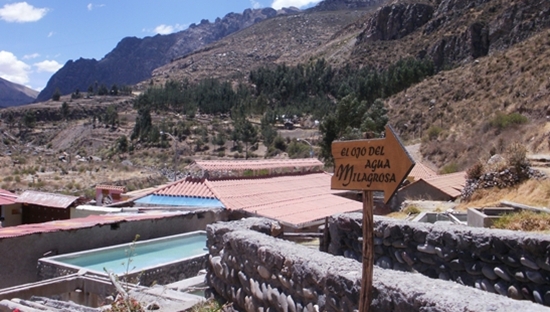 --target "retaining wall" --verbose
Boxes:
[0,209,227,289]
[206,218,548,311]
[37,254,207,287]
[328,213,550,306]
